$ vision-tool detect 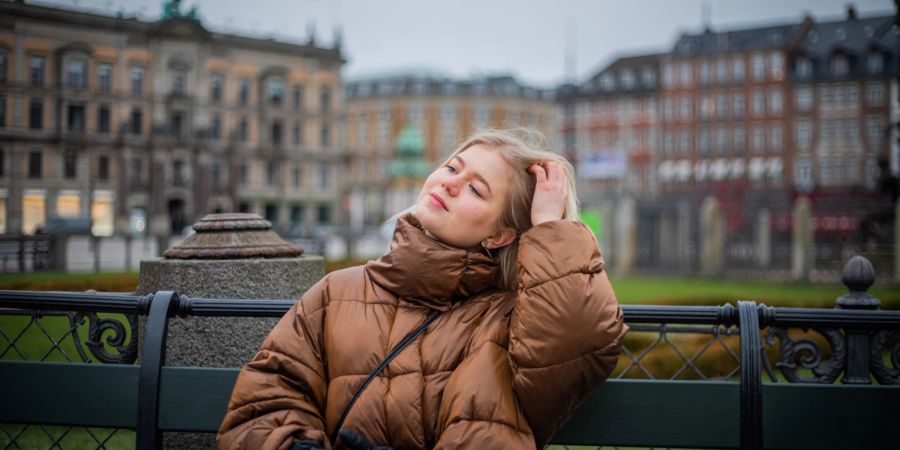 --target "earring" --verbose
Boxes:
[481,240,493,258]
